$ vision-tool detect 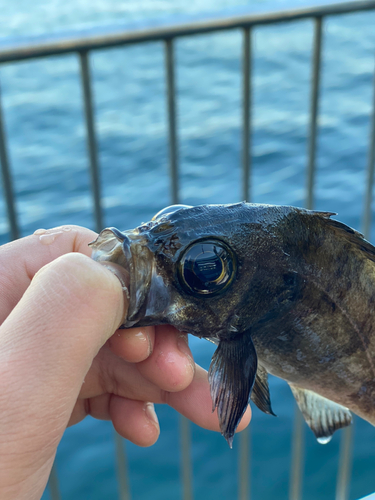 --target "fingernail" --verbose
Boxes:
[177,334,195,374]
[177,333,190,355]
[98,262,130,326]
[146,331,152,356]
[39,231,63,245]
[144,402,159,426]
[134,330,152,357]
[99,262,130,297]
